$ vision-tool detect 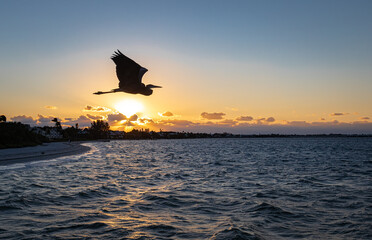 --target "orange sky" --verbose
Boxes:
[1,1,371,134]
